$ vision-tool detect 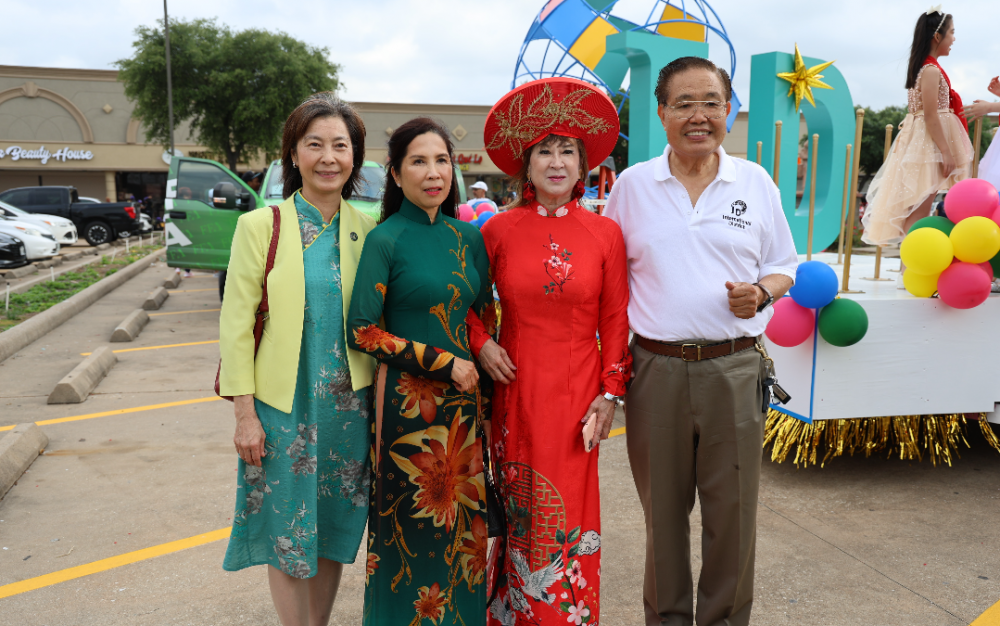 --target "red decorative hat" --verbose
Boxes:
[484,77,620,177]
